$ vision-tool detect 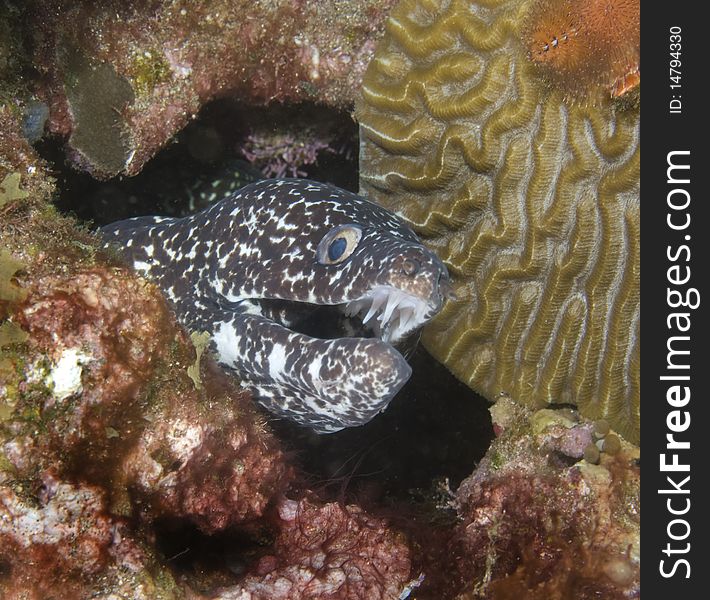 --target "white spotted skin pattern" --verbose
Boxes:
[101,179,450,433]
